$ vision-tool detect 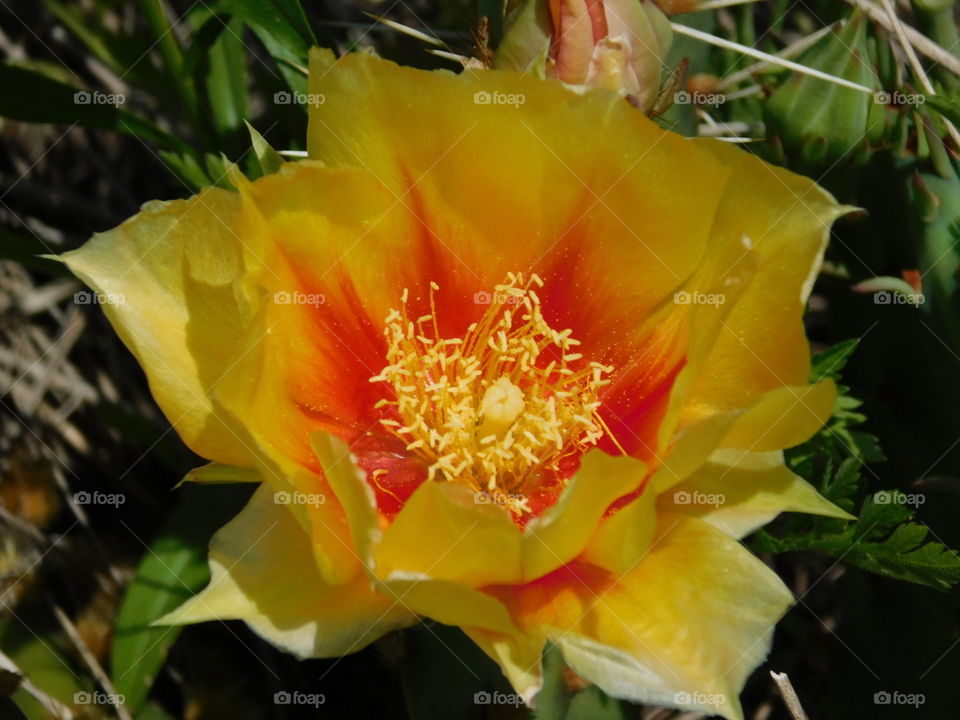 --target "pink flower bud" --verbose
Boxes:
[495,0,672,111]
